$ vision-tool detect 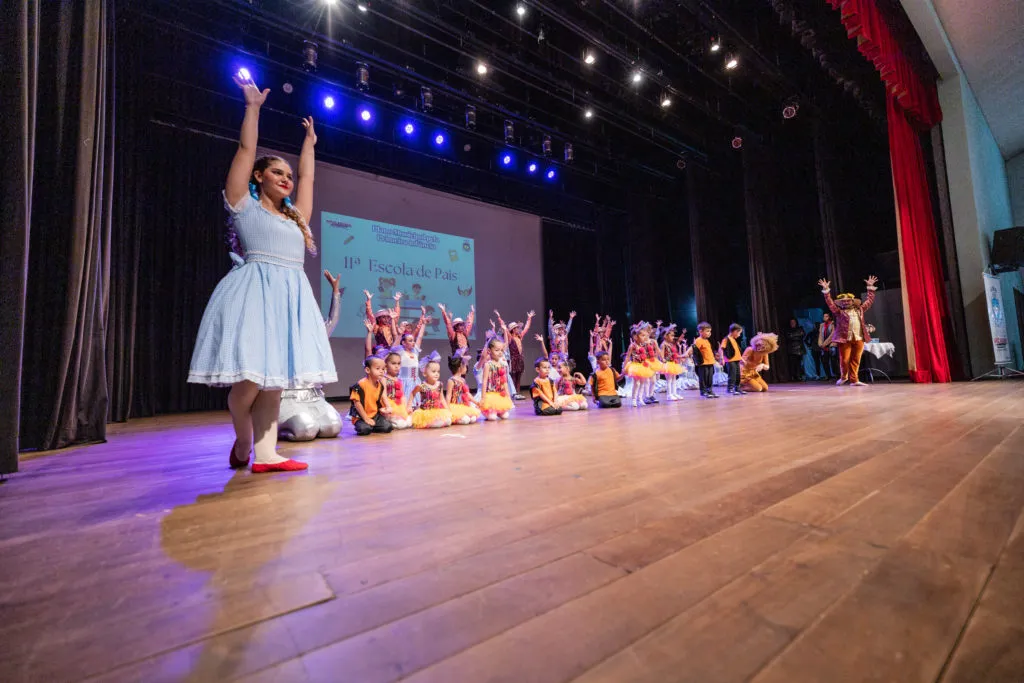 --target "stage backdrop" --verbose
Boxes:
[259,148,545,397]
